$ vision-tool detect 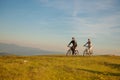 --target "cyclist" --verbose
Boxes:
[68,37,77,55]
[84,39,92,53]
